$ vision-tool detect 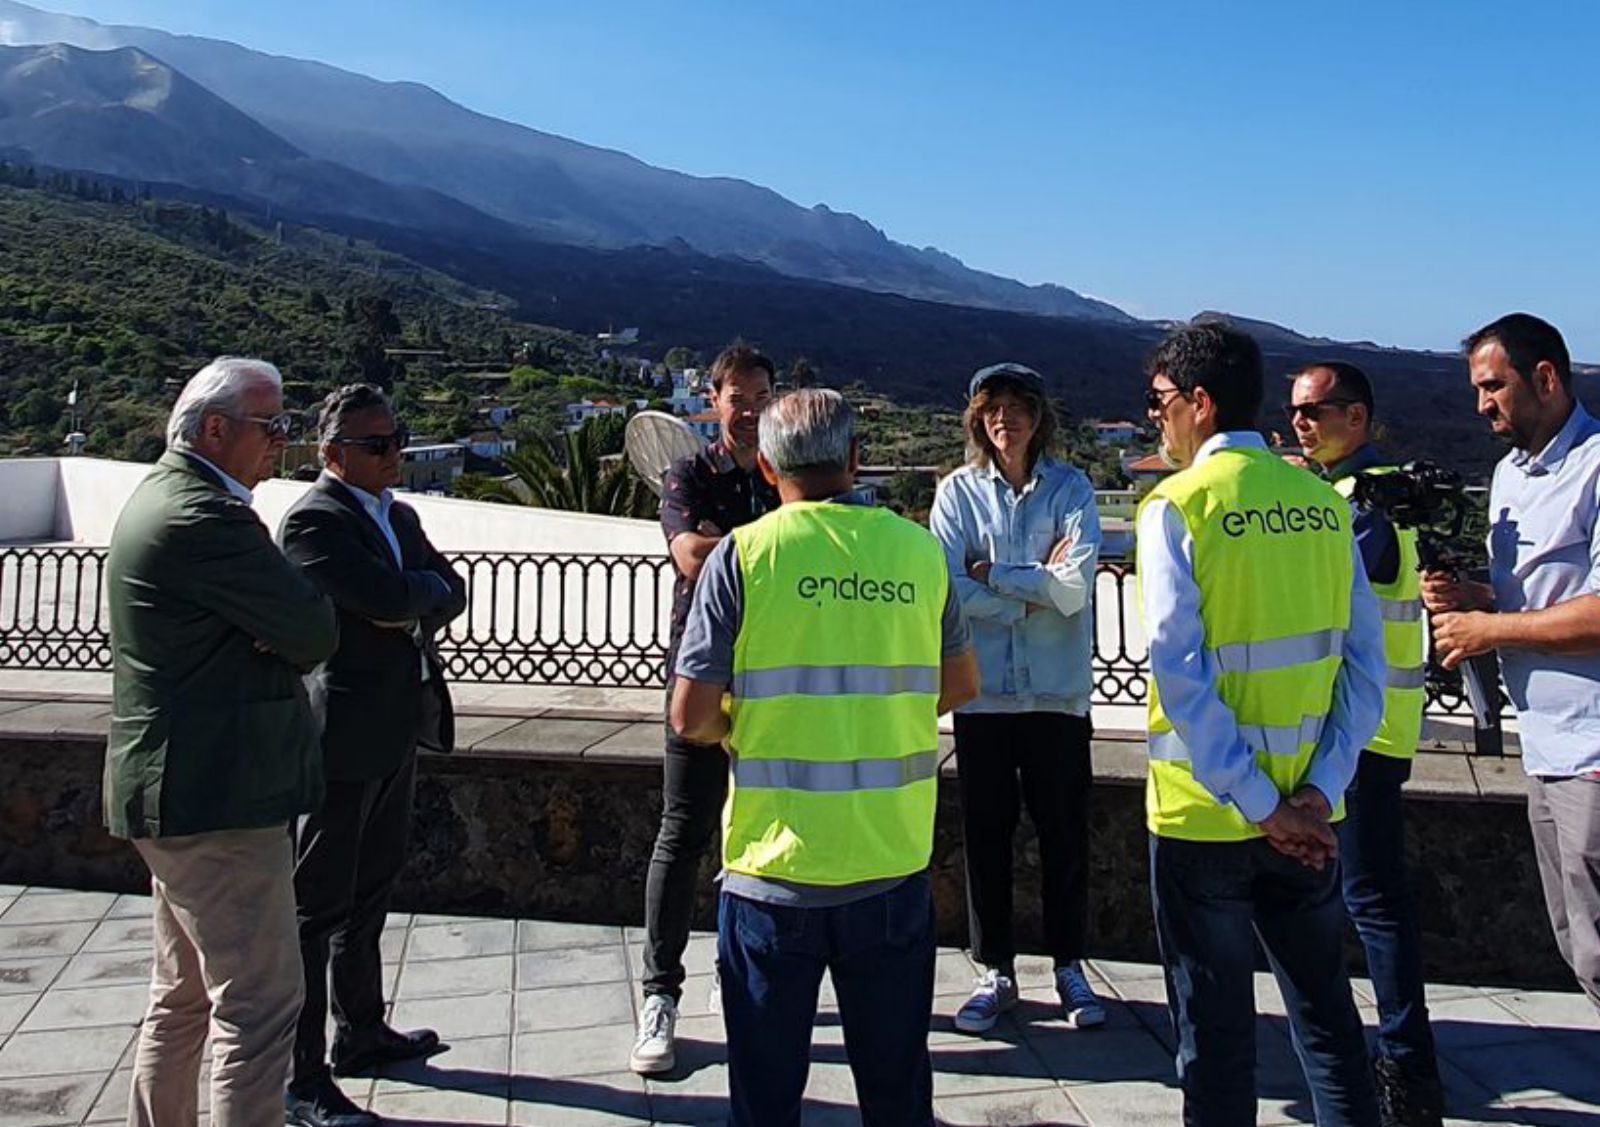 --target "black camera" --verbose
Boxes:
[1349,460,1503,753]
